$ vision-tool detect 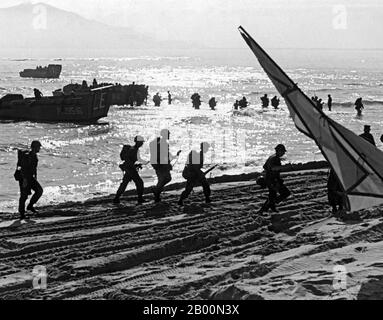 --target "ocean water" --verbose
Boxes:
[1,48,383,213]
